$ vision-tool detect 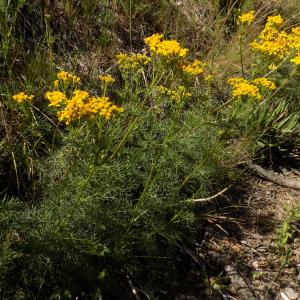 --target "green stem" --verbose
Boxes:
[94,119,104,165]
[135,104,181,209]
[56,165,96,233]
[109,71,164,160]
[109,116,138,160]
